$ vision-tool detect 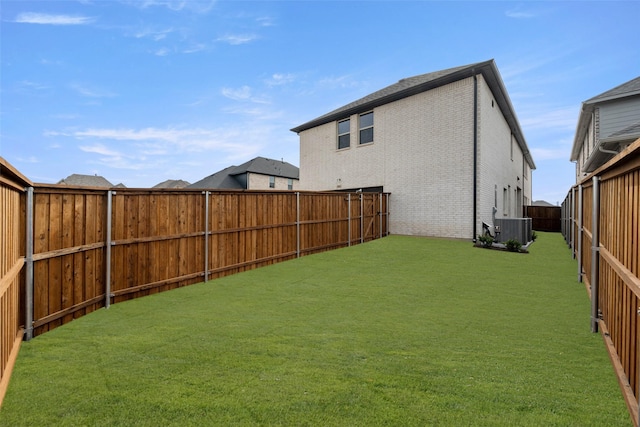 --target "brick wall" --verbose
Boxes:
[299,75,531,239]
